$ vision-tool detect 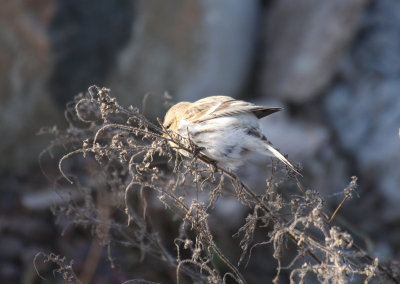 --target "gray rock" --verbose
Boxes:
[324,79,400,220]
[0,0,138,169]
[261,0,367,102]
[323,0,400,220]
[108,0,259,117]
[0,1,62,169]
